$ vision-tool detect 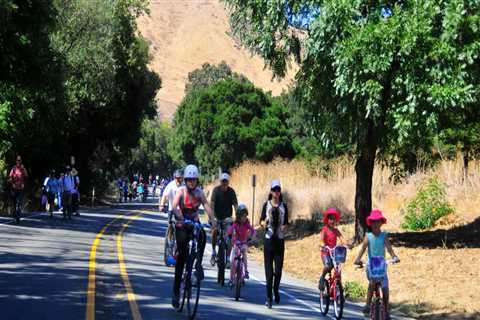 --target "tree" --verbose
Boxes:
[169,78,295,175]
[185,61,246,94]
[223,0,476,240]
